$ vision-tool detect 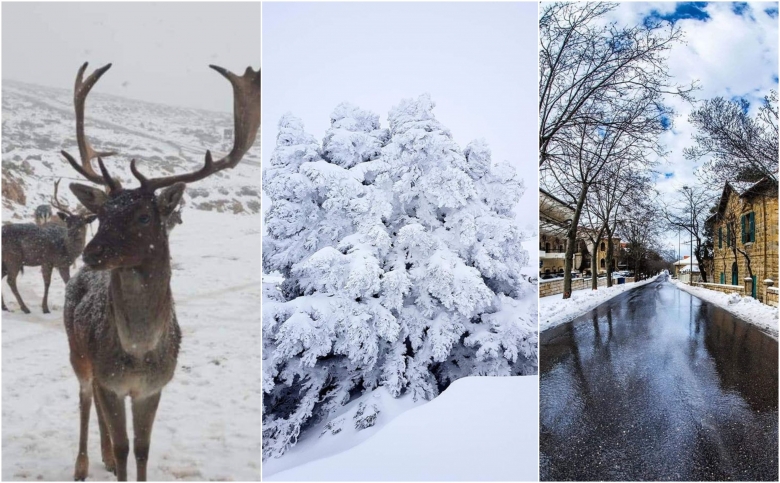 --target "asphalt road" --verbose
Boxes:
[540,275,778,481]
